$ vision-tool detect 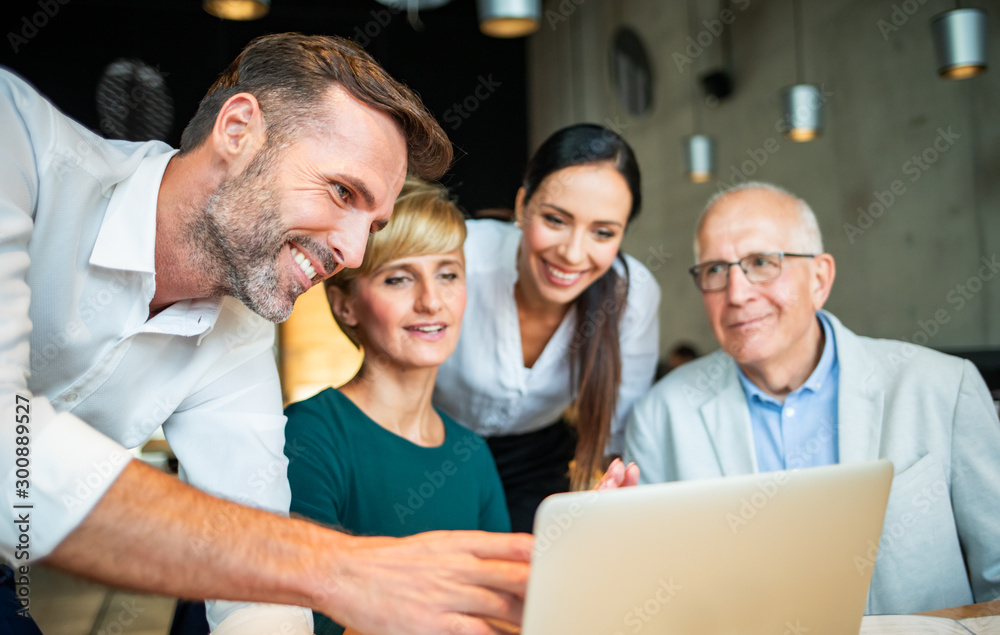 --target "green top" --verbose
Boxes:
[284,387,510,635]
